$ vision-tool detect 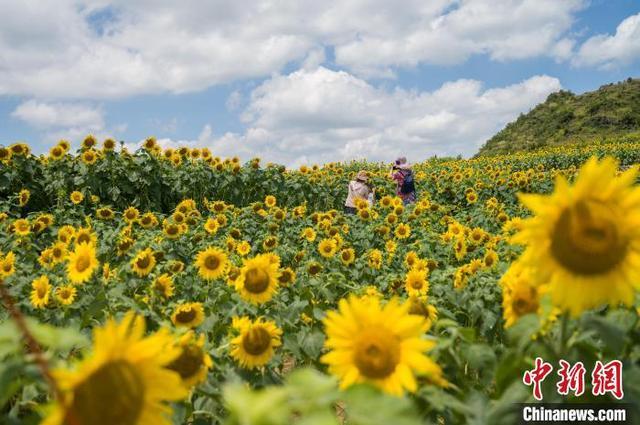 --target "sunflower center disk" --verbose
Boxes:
[136,256,150,269]
[65,361,144,425]
[76,256,91,273]
[353,328,401,379]
[242,327,271,355]
[278,271,292,284]
[176,308,196,323]
[411,279,423,290]
[244,268,270,293]
[167,345,204,379]
[204,255,220,271]
[408,300,428,317]
[551,200,629,275]
[512,287,539,316]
